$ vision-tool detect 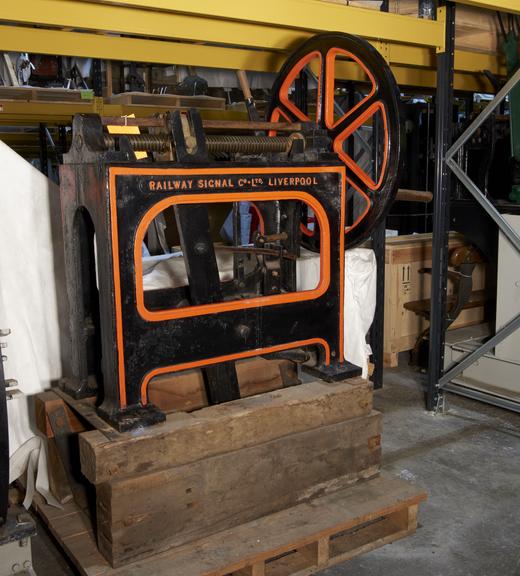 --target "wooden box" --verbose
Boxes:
[76,378,380,567]
[384,232,487,367]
